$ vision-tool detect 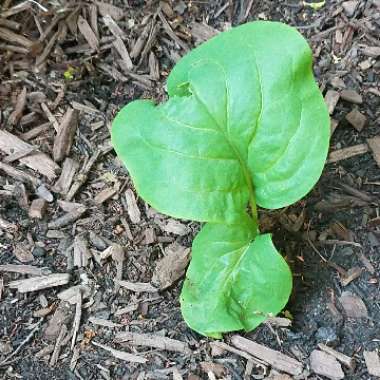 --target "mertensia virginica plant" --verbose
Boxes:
[112,21,330,338]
